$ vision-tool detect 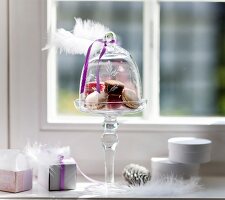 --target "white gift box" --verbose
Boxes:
[38,157,76,191]
[151,157,199,180]
[168,137,212,164]
[0,150,32,193]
